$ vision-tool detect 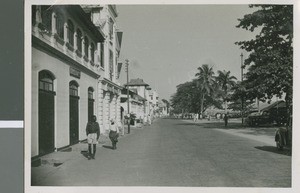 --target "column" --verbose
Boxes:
[104,91,110,132]
[97,82,104,133]
[50,12,56,46]
[73,30,77,58]
[63,21,68,53]
[116,94,121,124]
